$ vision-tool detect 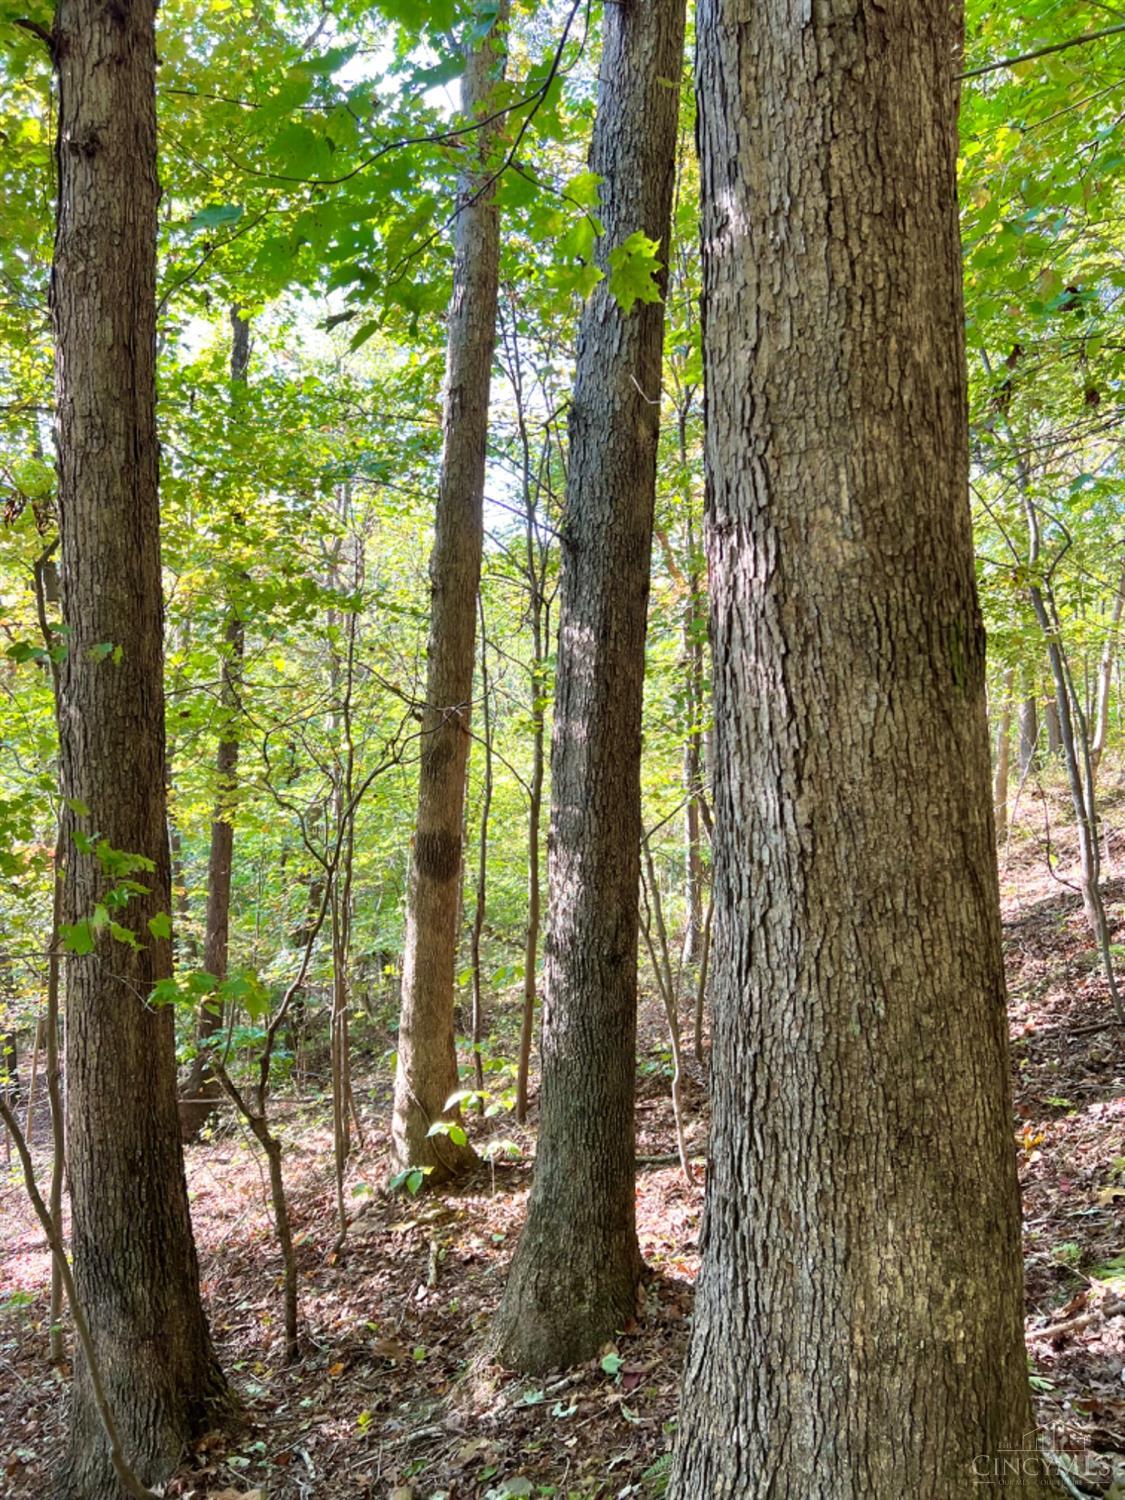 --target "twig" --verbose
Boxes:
[958,21,1125,80]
